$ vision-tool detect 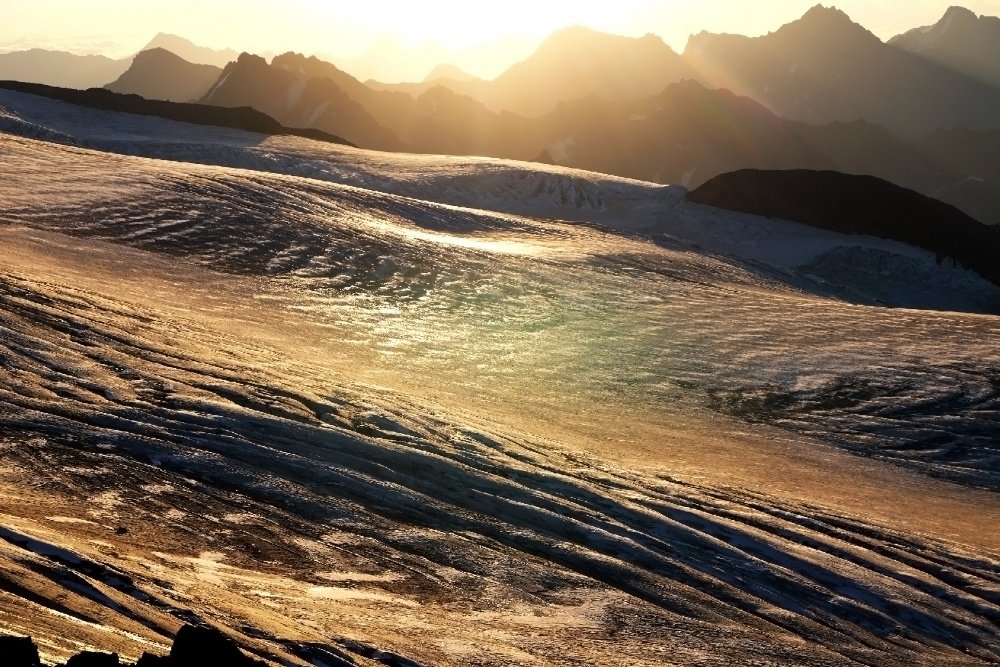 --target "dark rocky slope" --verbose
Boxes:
[688,169,1000,285]
[0,81,352,145]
